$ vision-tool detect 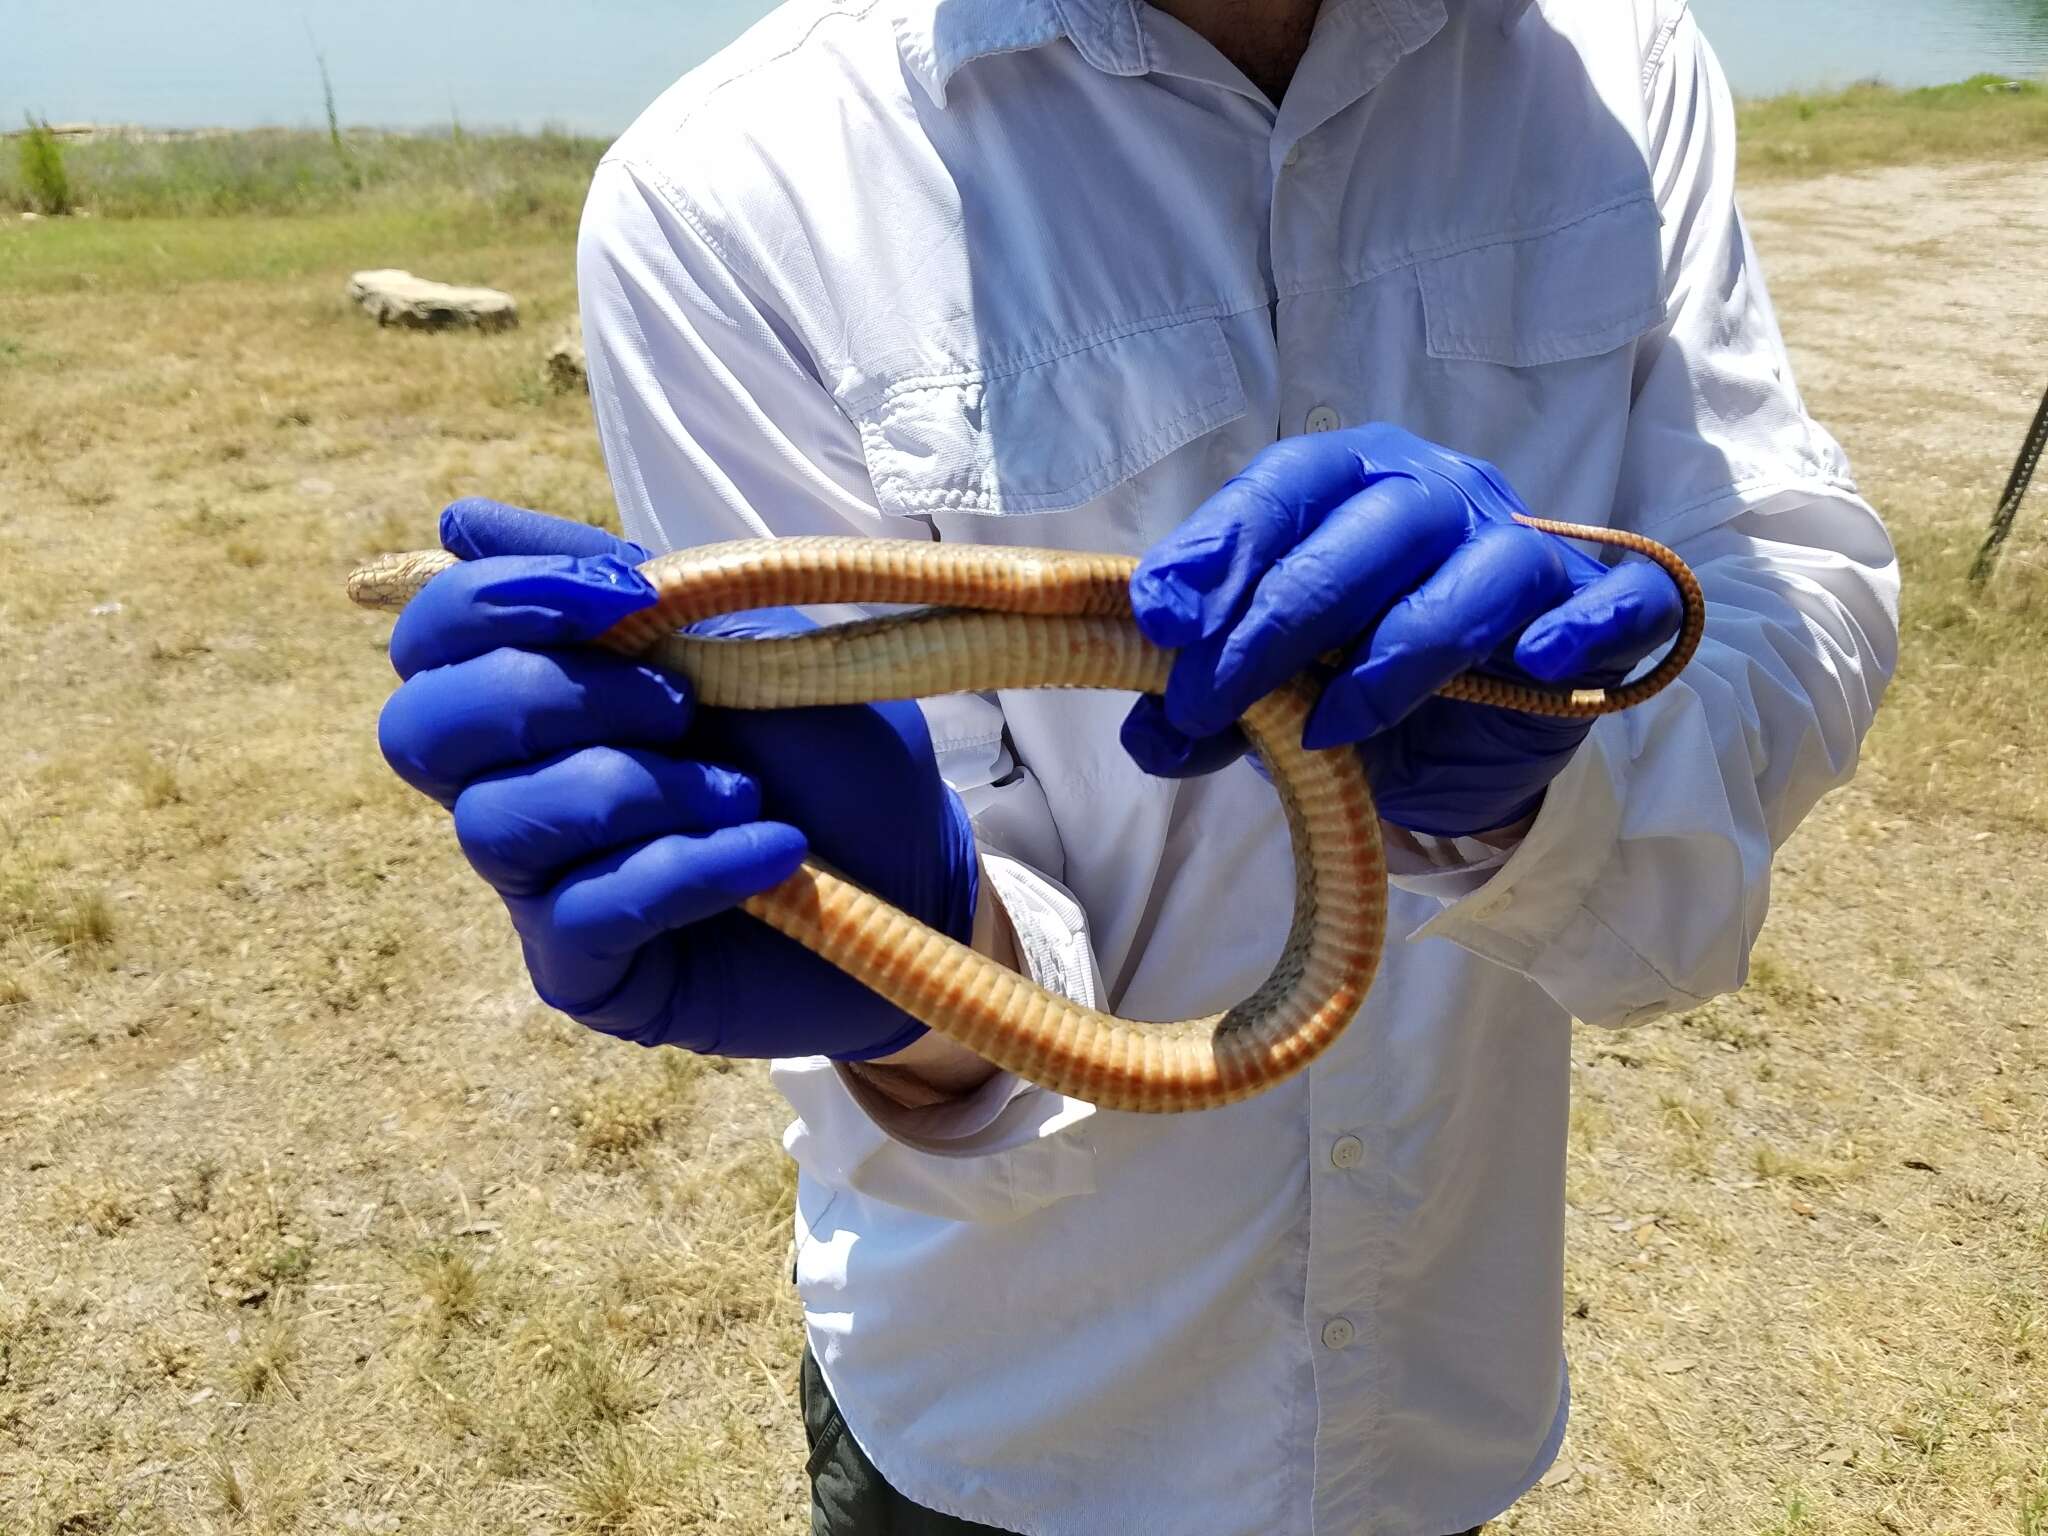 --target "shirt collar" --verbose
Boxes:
[894,0,1533,109]
[894,0,1144,107]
